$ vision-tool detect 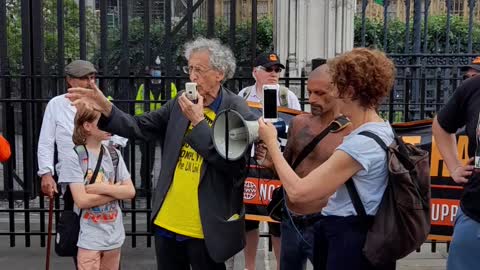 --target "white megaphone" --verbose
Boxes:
[212,110,259,161]
[212,109,286,161]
